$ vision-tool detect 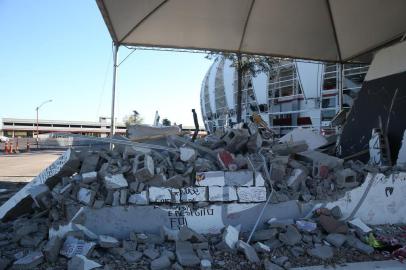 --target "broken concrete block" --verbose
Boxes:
[180,187,207,202]
[270,163,286,182]
[222,129,250,153]
[149,187,180,203]
[254,242,271,253]
[237,187,266,202]
[73,224,98,240]
[77,188,96,206]
[104,174,128,189]
[60,236,95,258]
[119,189,128,205]
[112,190,120,206]
[12,251,44,270]
[251,229,278,242]
[122,250,143,263]
[129,181,139,193]
[326,233,347,247]
[43,236,62,263]
[287,168,306,191]
[348,218,372,234]
[151,255,171,270]
[195,171,225,186]
[178,226,206,243]
[297,150,343,170]
[272,140,308,155]
[163,175,188,189]
[219,225,239,250]
[144,248,160,260]
[67,254,102,270]
[82,171,97,184]
[225,171,253,186]
[0,148,79,221]
[80,152,100,173]
[307,245,334,260]
[200,259,212,270]
[236,240,260,263]
[180,147,197,162]
[132,154,154,181]
[335,168,358,188]
[128,191,149,205]
[98,235,119,248]
[160,226,179,242]
[255,172,265,187]
[278,225,302,246]
[176,241,200,267]
[346,235,374,254]
[208,186,237,202]
[30,184,51,209]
